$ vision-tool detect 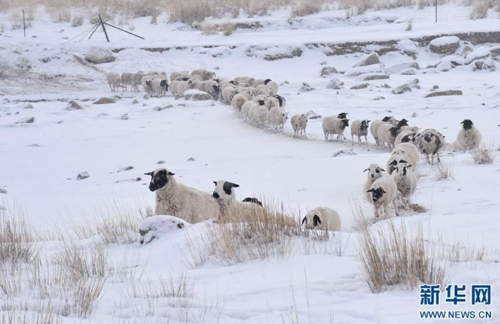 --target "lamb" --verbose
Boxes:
[291,113,308,136]
[264,79,279,95]
[366,176,400,219]
[363,163,389,202]
[138,215,188,245]
[151,77,169,97]
[145,168,220,223]
[350,119,370,143]
[453,119,482,151]
[415,129,446,164]
[231,93,248,112]
[176,80,193,96]
[370,116,398,147]
[391,143,420,170]
[391,162,417,211]
[269,106,289,131]
[212,180,265,222]
[322,117,349,140]
[301,207,341,231]
[106,72,122,92]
